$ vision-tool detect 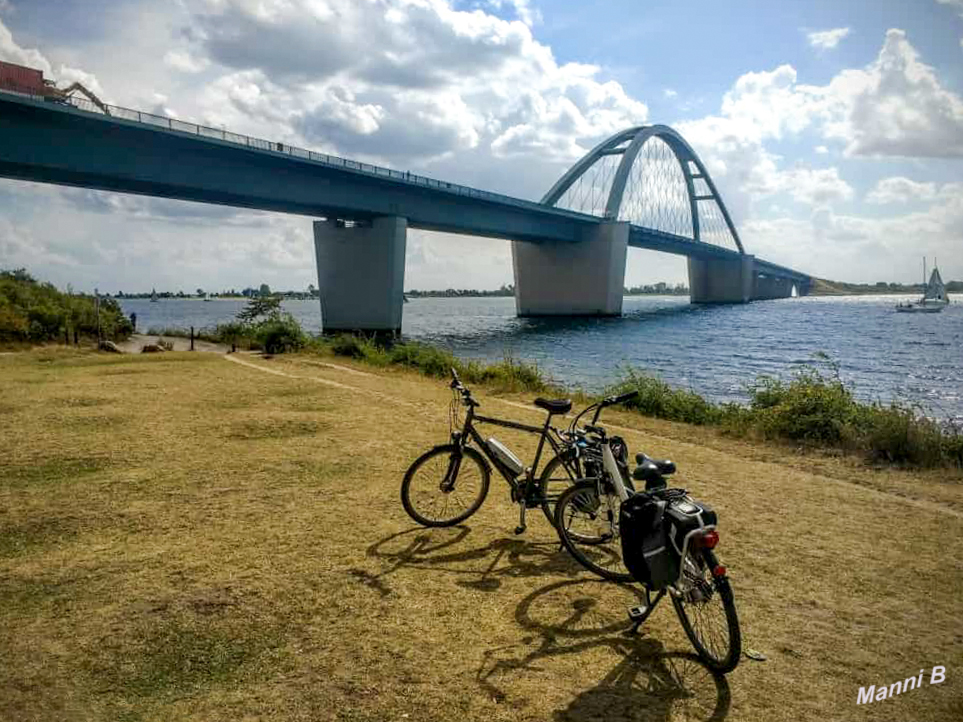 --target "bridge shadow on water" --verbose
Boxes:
[353,527,731,721]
